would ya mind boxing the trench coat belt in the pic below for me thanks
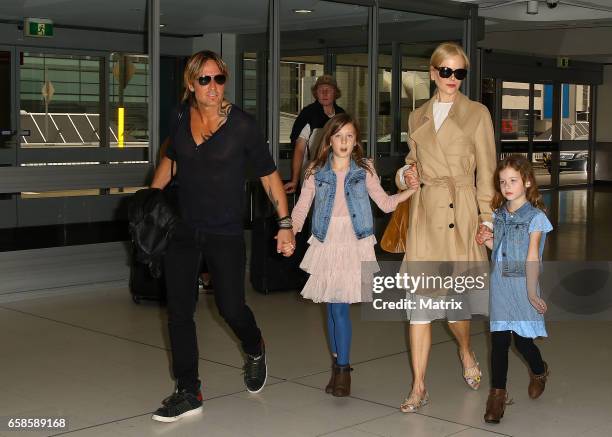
[416,174,475,257]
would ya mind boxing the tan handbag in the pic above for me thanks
[380,199,410,253]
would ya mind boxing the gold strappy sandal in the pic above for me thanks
[400,391,429,413]
[461,350,482,390]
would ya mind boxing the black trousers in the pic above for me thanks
[164,223,262,393]
[491,330,545,390]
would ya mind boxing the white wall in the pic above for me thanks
[480,27,612,59]
[596,66,612,142]
[595,66,612,181]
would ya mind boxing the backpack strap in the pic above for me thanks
[169,104,187,178]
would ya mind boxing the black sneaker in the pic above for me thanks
[243,342,267,394]
[151,389,203,423]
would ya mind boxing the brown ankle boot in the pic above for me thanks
[528,361,549,399]
[332,364,352,397]
[325,357,337,394]
[484,388,507,424]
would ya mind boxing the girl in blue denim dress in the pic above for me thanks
[289,113,417,397]
[476,155,553,424]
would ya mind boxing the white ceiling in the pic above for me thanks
[1,0,611,60]
[4,0,610,33]
[0,0,148,31]
[454,0,612,24]
[0,0,440,35]
[452,0,612,61]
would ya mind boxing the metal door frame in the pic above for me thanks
[0,45,18,166]
[497,79,560,190]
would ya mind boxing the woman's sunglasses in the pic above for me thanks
[197,74,227,86]
[434,66,468,80]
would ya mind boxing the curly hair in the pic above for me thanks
[491,154,546,211]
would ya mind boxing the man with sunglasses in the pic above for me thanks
[150,50,296,422]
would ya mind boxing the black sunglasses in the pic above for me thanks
[198,74,227,86]
[434,66,468,80]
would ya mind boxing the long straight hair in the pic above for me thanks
[491,155,546,211]
[304,113,372,179]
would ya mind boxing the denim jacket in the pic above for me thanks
[492,201,542,277]
[311,155,373,242]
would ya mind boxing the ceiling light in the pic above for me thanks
[159,23,166,28]
[293,9,313,14]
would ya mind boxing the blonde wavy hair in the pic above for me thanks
[430,42,470,69]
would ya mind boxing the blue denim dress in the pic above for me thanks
[490,206,553,338]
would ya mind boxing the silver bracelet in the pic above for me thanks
[277,216,293,229]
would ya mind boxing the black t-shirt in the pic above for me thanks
[166,104,276,235]
[289,101,345,147]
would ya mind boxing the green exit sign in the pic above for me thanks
[557,57,570,68]
[24,18,54,37]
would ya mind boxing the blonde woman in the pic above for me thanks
[395,42,496,412]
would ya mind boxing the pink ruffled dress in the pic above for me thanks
[291,165,403,303]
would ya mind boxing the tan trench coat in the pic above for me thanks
[396,92,496,263]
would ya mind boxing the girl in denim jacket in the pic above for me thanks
[290,113,418,397]
[476,155,552,424]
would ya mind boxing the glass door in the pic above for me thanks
[500,80,558,189]
[559,83,591,186]
[277,0,370,175]
[532,83,554,187]
[377,8,463,163]
[0,46,16,158]
[18,52,103,150]
[500,80,530,178]
[279,54,325,157]
[0,49,12,150]
[0,46,17,231]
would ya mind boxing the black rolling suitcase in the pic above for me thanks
[249,216,309,294]
[247,179,310,294]
[129,250,167,304]
[129,252,203,304]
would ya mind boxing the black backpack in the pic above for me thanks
[128,105,186,277]
[128,188,179,278]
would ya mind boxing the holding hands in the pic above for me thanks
[275,228,296,257]
[403,164,420,191]
[475,223,493,247]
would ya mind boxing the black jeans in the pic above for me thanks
[491,330,545,390]
[164,223,262,393]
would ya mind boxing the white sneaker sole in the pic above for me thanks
[151,405,203,423]
[246,359,268,394]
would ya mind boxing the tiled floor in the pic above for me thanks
[1,188,611,437]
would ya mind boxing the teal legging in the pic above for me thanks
[327,303,352,366]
